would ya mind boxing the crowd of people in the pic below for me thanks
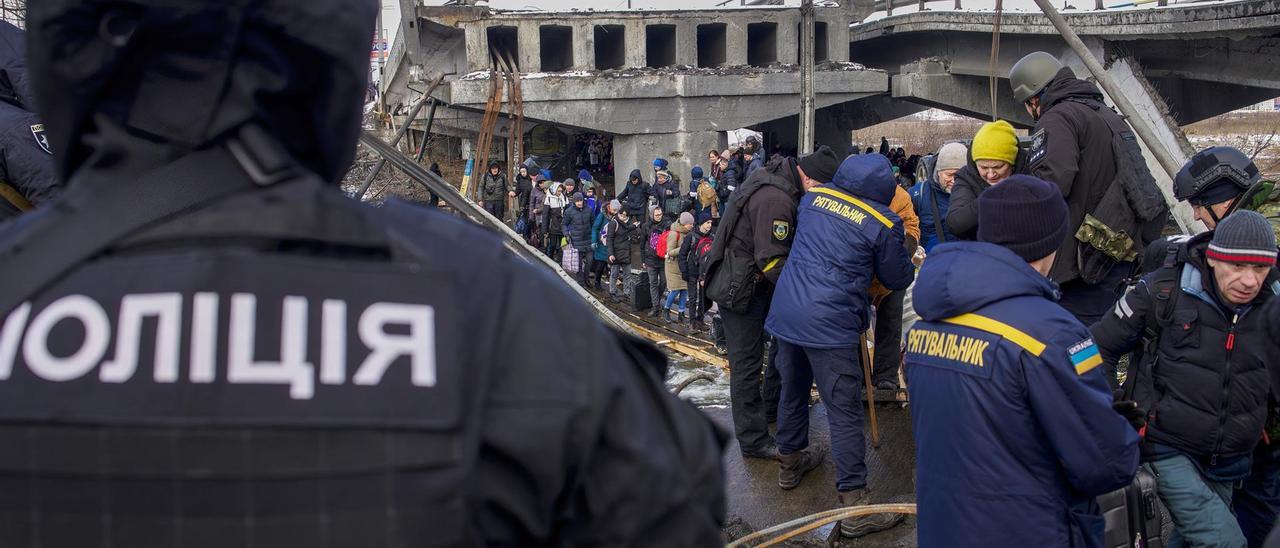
[692,50,1280,547]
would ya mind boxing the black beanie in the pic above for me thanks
[799,145,840,185]
[977,175,1070,262]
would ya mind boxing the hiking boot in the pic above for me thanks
[677,311,686,324]
[778,449,824,490]
[836,488,905,538]
[663,308,677,323]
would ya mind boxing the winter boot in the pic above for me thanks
[836,488,905,538]
[777,448,824,490]
[663,308,677,323]
[677,310,686,324]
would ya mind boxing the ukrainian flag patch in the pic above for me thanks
[1068,338,1103,376]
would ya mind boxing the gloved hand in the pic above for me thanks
[1112,389,1147,432]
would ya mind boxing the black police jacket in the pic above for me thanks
[4,1,726,544]
[1031,69,1124,284]
[1092,234,1280,461]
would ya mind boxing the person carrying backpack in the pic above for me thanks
[662,212,694,324]
[681,211,715,332]
[1092,211,1280,548]
[642,206,670,317]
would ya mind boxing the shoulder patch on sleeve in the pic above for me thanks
[1028,128,1047,166]
[1068,338,1103,376]
[30,124,51,155]
[772,219,790,241]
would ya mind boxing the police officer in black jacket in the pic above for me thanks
[0,20,58,218]
[0,2,725,546]
[703,155,801,459]
[1011,52,1167,326]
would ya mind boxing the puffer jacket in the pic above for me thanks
[480,170,508,202]
[562,202,594,251]
[945,151,1030,241]
[591,210,611,261]
[617,170,650,217]
[765,154,915,348]
[653,176,683,217]
[607,215,640,266]
[907,241,1139,548]
[642,213,670,269]
[911,178,955,253]
[1092,233,1280,461]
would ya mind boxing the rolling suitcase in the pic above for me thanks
[626,270,651,310]
[1099,466,1163,548]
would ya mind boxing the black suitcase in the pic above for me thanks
[626,271,652,311]
[1100,467,1164,548]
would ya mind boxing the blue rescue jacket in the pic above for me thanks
[909,179,954,253]
[766,155,915,348]
[905,242,1139,548]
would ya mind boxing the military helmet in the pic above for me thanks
[1009,52,1064,104]
[1174,146,1260,202]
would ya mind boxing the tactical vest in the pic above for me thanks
[0,129,475,546]
[1068,98,1170,284]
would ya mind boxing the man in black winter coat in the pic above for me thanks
[1091,211,1279,547]
[616,168,650,218]
[563,192,595,285]
[0,21,58,220]
[0,2,727,546]
[1012,51,1163,325]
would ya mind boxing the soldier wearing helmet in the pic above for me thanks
[1174,145,1280,239]
[1008,51,1169,327]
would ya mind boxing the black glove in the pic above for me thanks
[1112,389,1147,432]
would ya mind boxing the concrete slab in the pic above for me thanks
[706,403,918,547]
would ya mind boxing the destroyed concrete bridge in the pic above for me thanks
[382,0,1280,191]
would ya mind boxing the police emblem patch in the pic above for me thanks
[1028,128,1047,166]
[30,124,51,155]
[772,219,790,241]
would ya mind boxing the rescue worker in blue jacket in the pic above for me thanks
[906,175,1140,548]
[0,21,59,219]
[765,153,915,538]
[0,1,727,546]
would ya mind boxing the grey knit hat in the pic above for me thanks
[935,142,968,177]
[678,211,695,226]
[1207,210,1277,266]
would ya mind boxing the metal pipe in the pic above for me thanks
[799,0,815,155]
[354,92,431,200]
[1029,0,1182,179]
[358,131,637,336]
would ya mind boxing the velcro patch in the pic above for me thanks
[1069,338,1103,375]
[772,219,790,241]
[1028,128,1047,166]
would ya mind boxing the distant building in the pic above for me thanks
[1235,99,1280,113]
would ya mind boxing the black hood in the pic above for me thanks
[0,22,34,112]
[1040,67,1104,110]
[27,0,378,183]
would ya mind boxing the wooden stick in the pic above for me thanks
[860,331,881,448]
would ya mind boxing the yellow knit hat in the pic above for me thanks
[971,120,1019,165]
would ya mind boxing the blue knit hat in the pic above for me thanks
[539,168,553,181]
[691,166,704,180]
[977,175,1069,262]
[654,157,668,169]
[578,168,593,182]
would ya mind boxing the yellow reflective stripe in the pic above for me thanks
[1074,353,1104,376]
[762,257,782,273]
[808,187,893,229]
[942,313,1046,357]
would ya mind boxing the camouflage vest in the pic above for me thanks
[1239,180,1280,242]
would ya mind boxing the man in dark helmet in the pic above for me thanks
[1174,145,1279,239]
[0,1,725,546]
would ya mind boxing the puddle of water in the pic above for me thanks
[665,354,730,407]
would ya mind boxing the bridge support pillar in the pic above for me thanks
[892,59,1035,128]
[1078,56,1199,232]
[613,130,728,195]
